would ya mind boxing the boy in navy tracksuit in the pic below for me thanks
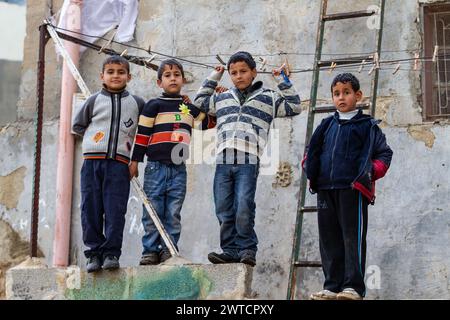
[305,73,393,300]
[72,56,144,272]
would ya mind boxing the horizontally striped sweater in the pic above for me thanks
[131,93,216,164]
[194,70,302,158]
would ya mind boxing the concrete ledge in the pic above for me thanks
[6,258,253,300]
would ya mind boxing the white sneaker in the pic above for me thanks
[337,288,363,300]
[310,289,338,300]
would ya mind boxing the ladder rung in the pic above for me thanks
[313,103,370,114]
[295,260,322,267]
[322,10,376,22]
[318,55,373,68]
[301,206,318,213]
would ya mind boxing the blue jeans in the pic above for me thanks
[213,163,259,259]
[141,160,187,255]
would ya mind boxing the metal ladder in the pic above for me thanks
[286,0,386,300]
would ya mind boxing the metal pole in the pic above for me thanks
[30,25,49,257]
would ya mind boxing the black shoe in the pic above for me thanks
[86,255,102,273]
[207,252,239,264]
[240,253,256,267]
[102,255,120,270]
[139,252,160,265]
[159,250,172,263]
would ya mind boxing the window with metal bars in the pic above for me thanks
[423,4,450,120]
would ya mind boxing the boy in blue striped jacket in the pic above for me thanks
[194,51,301,266]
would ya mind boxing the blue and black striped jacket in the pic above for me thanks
[194,70,302,158]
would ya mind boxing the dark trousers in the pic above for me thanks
[80,159,130,259]
[317,189,368,296]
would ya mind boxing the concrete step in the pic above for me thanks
[6,257,253,300]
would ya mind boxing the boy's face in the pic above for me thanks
[101,63,131,92]
[157,64,185,95]
[332,81,362,113]
[228,61,257,91]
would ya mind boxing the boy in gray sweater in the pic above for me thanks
[72,56,144,272]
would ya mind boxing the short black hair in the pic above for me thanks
[227,51,256,70]
[157,59,185,80]
[331,73,360,93]
[102,55,130,73]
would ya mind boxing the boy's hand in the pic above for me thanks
[129,161,139,180]
[272,63,289,77]
[181,95,192,104]
[215,65,225,74]
[215,86,228,93]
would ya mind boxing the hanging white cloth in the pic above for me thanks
[57,0,139,51]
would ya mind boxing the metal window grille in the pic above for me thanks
[424,6,450,119]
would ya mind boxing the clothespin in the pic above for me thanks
[147,54,158,64]
[392,63,401,75]
[98,25,119,54]
[374,52,380,69]
[358,60,366,73]
[120,49,128,57]
[258,57,267,71]
[368,65,375,75]
[216,55,226,66]
[147,45,152,54]
[284,57,291,77]
[432,45,439,63]
[413,52,420,70]
[328,62,337,74]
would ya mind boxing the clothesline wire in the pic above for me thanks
[49,24,443,75]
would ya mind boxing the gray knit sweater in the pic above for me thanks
[72,88,144,164]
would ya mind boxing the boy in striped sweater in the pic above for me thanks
[129,59,215,265]
[194,51,302,266]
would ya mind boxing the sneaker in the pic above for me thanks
[86,255,102,273]
[207,252,240,264]
[102,255,120,270]
[139,253,160,265]
[159,250,172,263]
[337,288,363,300]
[310,289,338,300]
[240,253,256,267]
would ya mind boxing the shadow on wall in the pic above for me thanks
[0,219,43,299]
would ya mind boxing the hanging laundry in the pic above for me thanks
[57,0,139,51]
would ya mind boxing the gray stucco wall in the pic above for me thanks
[0,60,20,125]
[1,0,449,299]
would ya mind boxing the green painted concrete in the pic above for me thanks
[65,266,212,300]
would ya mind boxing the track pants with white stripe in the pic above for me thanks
[317,189,369,297]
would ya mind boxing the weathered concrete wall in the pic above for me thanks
[1,0,449,300]
[0,60,20,126]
